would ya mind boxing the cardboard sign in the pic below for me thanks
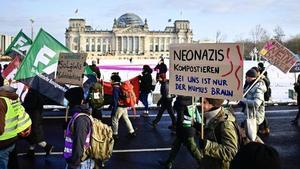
[169,43,244,101]
[289,62,300,73]
[56,53,87,86]
[260,39,298,73]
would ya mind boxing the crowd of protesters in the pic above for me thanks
[0,60,283,169]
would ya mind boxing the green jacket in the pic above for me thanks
[202,108,238,169]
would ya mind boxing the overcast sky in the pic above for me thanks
[1,0,299,43]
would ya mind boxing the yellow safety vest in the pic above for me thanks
[0,97,32,141]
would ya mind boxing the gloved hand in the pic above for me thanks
[199,138,207,149]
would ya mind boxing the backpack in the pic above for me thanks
[118,81,137,113]
[65,113,114,162]
[215,108,263,149]
[262,76,271,101]
[89,82,105,108]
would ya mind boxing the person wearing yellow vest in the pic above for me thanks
[0,86,32,169]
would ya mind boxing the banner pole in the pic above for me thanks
[201,98,204,139]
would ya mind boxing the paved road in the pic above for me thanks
[15,105,300,169]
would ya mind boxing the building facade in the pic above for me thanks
[0,34,14,55]
[65,13,193,62]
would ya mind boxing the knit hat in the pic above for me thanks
[143,65,153,73]
[64,87,84,107]
[258,62,265,72]
[110,72,121,83]
[246,69,258,78]
[230,142,281,169]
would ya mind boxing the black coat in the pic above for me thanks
[23,89,45,143]
[139,71,153,93]
[294,81,300,104]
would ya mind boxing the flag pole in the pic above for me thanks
[30,19,34,40]
[201,97,204,139]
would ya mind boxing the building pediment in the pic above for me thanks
[115,27,145,34]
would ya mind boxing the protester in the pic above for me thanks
[230,142,281,169]
[152,74,176,130]
[23,88,54,158]
[88,81,104,120]
[159,96,202,169]
[139,65,153,117]
[292,74,300,125]
[64,87,95,169]
[251,66,271,135]
[90,61,101,79]
[110,72,136,140]
[241,68,267,129]
[0,86,32,169]
[154,58,168,82]
[198,98,238,169]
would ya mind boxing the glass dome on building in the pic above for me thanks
[116,13,144,27]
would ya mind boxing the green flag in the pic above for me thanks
[15,28,69,80]
[14,28,70,105]
[4,30,32,58]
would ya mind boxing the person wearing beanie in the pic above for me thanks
[199,98,238,169]
[64,87,95,169]
[139,65,153,117]
[64,87,84,112]
[110,73,136,140]
[250,66,271,135]
[246,68,258,78]
[230,142,281,169]
[240,68,267,130]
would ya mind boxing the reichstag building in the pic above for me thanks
[65,13,193,62]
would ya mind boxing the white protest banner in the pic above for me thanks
[169,43,244,101]
[56,53,87,86]
[259,39,298,73]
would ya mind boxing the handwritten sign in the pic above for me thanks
[169,43,244,101]
[289,62,300,73]
[260,39,298,73]
[56,53,87,86]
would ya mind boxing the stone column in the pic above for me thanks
[133,36,136,54]
[115,36,118,54]
[121,36,124,54]
[100,38,103,53]
[105,38,108,53]
[127,36,129,54]
[138,36,141,54]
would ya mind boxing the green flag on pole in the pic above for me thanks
[14,28,70,105]
[15,28,69,80]
[4,30,32,58]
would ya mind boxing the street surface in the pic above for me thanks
[16,105,300,169]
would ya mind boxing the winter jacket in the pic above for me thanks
[23,89,45,143]
[0,90,28,149]
[154,63,168,74]
[139,71,153,93]
[294,80,300,104]
[243,79,267,125]
[202,108,239,169]
[173,96,196,138]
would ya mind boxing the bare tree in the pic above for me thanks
[250,24,269,45]
[285,34,300,55]
[215,30,226,43]
[273,26,285,42]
